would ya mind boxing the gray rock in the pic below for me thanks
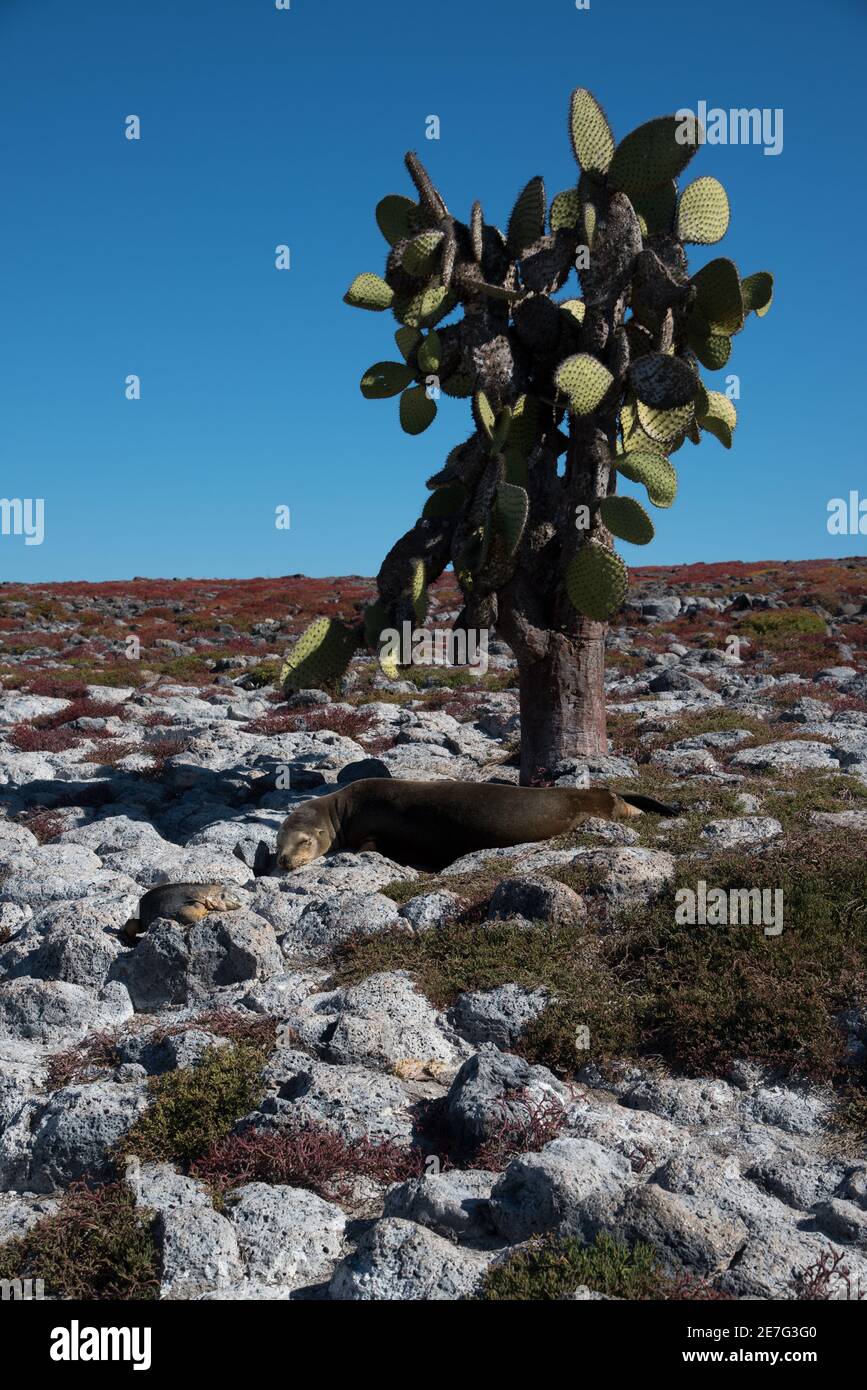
[116,912,282,1011]
[489,1137,631,1243]
[226,1182,346,1287]
[812,1199,867,1250]
[731,740,839,773]
[612,1183,748,1274]
[383,1168,497,1240]
[25,1081,150,1192]
[486,875,586,927]
[329,1218,492,1300]
[398,891,465,932]
[157,1205,245,1299]
[259,1050,416,1146]
[285,892,401,956]
[448,984,550,1050]
[699,817,783,849]
[443,1047,570,1155]
[0,978,132,1045]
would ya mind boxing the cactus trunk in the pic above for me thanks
[514,623,607,784]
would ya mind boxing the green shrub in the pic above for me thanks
[480,1233,663,1300]
[118,1044,266,1169]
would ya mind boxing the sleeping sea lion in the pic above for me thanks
[275,778,678,873]
[121,882,242,945]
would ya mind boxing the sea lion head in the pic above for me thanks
[275,802,334,871]
[200,886,242,913]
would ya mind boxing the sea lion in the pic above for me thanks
[275,778,678,873]
[121,882,242,945]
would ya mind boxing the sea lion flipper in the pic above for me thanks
[121,917,142,945]
[619,793,680,817]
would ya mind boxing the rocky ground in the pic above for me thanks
[0,557,866,1301]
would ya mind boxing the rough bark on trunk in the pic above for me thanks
[516,623,607,784]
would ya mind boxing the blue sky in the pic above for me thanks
[0,0,864,582]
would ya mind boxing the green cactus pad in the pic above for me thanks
[441,370,474,398]
[392,284,456,328]
[344,273,394,312]
[490,406,513,453]
[629,352,698,409]
[615,450,678,508]
[423,483,466,519]
[375,195,417,246]
[691,258,744,335]
[559,298,586,324]
[475,391,497,440]
[402,230,445,278]
[555,353,613,415]
[417,330,441,374]
[281,618,358,690]
[637,398,695,445]
[577,172,605,249]
[494,482,529,555]
[360,361,415,399]
[568,89,615,177]
[608,113,702,196]
[565,540,629,621]
[503,447,529,487]
[741,271,774,317]
[506,395,540,457]
[363,601,391,649]
[599,494,655,545]
[697,390,737,448]
[394,327,422,362]
[410,558,428,622]
[687,327,732,371]
[676,176,730,244]
[550,188,581,232]
[399,385,437,434]
[631,181,677,237]
[507,176,546,257]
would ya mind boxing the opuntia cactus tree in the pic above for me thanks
[282,88,773,782]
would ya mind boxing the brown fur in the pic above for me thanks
[121,881,241,945]
[275,778,678,873]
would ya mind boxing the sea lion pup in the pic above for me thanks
[275,778,679,874]
[121,882,242,945]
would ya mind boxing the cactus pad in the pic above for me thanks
[402,230,445,278]
[568,89,615,177]
[608,114,702,196]
[417,330,441,374]
[550,188,581,231]
[676,176,730,244]
[423,483,466,519]
[691,258,744,336]
[400,385,437,434]
[599,494,655,545]
[281,618,358,691]
[360,361,415,399]
[559,298,586,324]
[615,450,678,508]
[565,540,629,621]
[631,181,677,237]
[376,195,417,246]
[556,353,613,415]
[394,327,422,362]
[494,482,529,555]
[344,273,393,312]
[507,176,546,257]
[637,398,695,445]
[741,271,774,317]
[392,284,456,328]
[688,327,732,371]
[629,352,698,409]
[697,390,737,448]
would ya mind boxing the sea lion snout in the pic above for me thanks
[204,888,242,912]
[275,805,335,871]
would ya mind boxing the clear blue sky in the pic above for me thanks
[1,0,864,582]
